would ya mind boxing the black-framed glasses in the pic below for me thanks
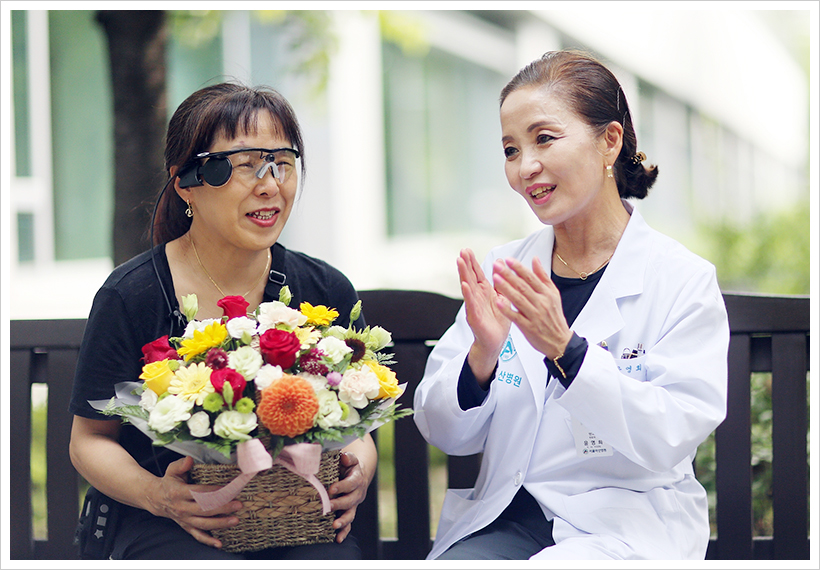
[178,147,301,188]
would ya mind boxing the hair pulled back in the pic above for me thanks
[152,82,306,244]
[500,50,658,200]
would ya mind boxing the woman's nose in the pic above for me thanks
[254,164,281,195]
[519,152,543,179]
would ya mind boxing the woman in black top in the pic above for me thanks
[69,83,376,559]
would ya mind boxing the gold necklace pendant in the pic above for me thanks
[190,234,271,299]
[555,251,612,280]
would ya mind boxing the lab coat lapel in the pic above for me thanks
[571,203,649,345]
[504,205,650,403]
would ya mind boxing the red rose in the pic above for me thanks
[210,367,247,405]
[259,329,301,369]
[141,335,179,364]
[217,295,250,320]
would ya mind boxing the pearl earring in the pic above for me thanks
[606,165,614,179]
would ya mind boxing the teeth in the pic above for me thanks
[249,211,275,220]
[531,186,555,199]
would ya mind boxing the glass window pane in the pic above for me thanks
[383,42,514,238]
[17,212,35,263]
[12,10,31,177]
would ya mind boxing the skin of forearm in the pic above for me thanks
[69,420,163,513]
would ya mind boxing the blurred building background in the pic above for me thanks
[5,6,812,320]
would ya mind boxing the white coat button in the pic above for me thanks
[514,471,523,486]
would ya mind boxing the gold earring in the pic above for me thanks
[606,165,614,179]
[185,201,193,218]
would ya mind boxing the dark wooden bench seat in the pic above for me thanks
[9,290,810,560]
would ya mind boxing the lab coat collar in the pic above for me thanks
[571,200,649,346]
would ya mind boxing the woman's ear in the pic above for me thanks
[600,121,624,161]
[170,165,193,205]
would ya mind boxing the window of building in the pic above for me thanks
[382,41,525,239]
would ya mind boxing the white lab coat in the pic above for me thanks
[414,202,729,560]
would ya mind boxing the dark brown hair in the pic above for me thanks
[152,82,306,244]
[500,49,658,200]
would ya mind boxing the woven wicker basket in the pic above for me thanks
[190,449,341,553]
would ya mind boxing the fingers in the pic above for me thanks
[457,248,486,291]
[328,452,368,535]
[186,526,224,549]
[165,455,194,480]
[333,506,357,542]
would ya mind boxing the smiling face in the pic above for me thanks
[500,85,618,227]
[176,110,297,255]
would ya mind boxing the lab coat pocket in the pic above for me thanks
[438,487,481,529]
[561,487,681,559]
[615,354,647,381]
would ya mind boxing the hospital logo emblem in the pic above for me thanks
[499,336,516,362]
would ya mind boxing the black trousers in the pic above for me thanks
[111,506,362,560]
[436,487,555,560]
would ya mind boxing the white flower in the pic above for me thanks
[228,345,263,380]
[338,368,380,409]
[324,325,347,340]
[367,326,392,351]
[257,301,307,332]
[317,336,352,365]
[139,387,158,412]
[254,364,283,390]
[341,402,360,426]
[183,318,219,339]
[315,389,344,429]
[213,410,257,441]
[148,395,193,433]
[226,316,257,339]
[187,411,212,438]
[298,372,328,393]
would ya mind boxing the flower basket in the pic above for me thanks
[190,449,341,553]
[91,287,413,553]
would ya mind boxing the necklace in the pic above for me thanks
[554,250,613,280]
[189,235,271,299]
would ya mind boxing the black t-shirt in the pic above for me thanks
[68,242,365,477]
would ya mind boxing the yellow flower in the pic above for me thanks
[178,322,228,361]
[168,362,215,406]
[366,361,401,399]
[300,302,339,327]
[295,326,322,347]
[139,359,176,396]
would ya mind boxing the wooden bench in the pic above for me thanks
[9,290,810,560]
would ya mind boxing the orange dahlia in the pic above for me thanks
[257,374,319,438]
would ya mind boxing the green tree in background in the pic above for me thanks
[697,199,810,296]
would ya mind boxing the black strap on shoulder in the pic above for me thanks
[269,242,287,285]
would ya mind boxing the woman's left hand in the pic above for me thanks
[328,451,369,542]
[491,256,573,360]
[327,434,377,542]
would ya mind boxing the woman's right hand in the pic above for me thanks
[457,248,512,386]
[147,456,243,549]
[71,416,243,549]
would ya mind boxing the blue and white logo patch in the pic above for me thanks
[499,335,516,362]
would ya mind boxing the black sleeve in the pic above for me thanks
[69,285,146,419]
[457,358,495,411]
[543,332,588,389]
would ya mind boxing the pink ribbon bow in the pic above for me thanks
[190,440,332,515]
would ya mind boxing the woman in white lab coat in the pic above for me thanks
[413,50,729,560]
